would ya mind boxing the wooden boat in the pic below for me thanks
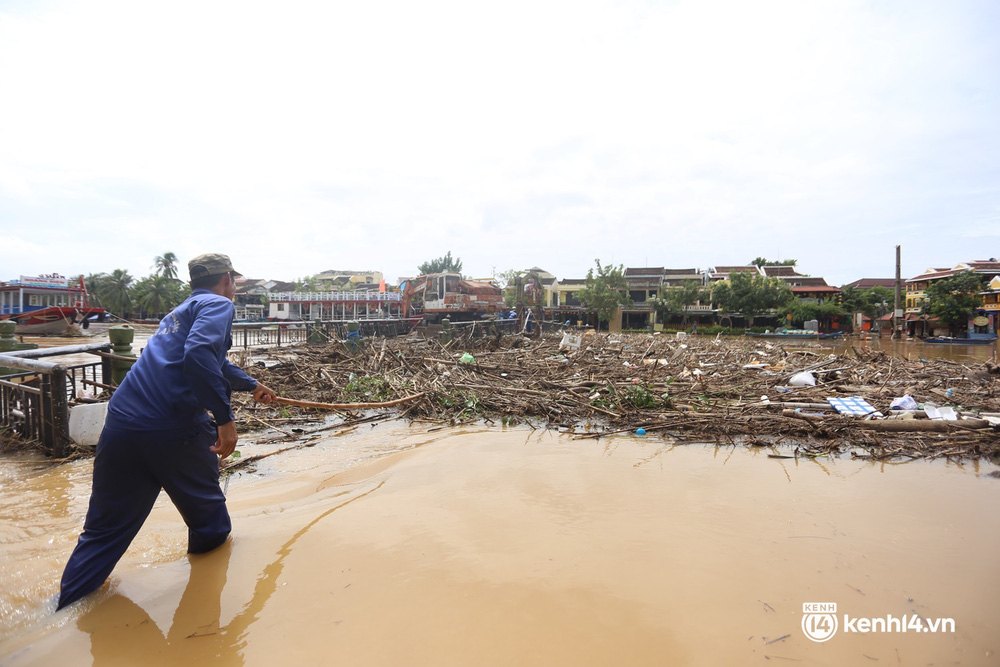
[745,330,844,340]
[0,274,106,335]
[2,306,106,335]
[922,336,998,345]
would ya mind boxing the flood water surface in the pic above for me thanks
[1,424,999,666]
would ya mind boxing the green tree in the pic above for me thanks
[418,251,463,276]
[577,260,631,326]
[712,271,792,327]
[495,268,526,307]
[153,252,179,279]
[839,285,893,323]
[651,281,705,327]
[923,271,987,336]
[750,257,797,268]
[83,272,109,307]
[778,300,845,330]
[134,274,187,318]
[295,276,321,291]
[100,269,134,318]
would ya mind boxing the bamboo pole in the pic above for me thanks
[272,392,425,411]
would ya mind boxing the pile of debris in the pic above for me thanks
[237,331,1000,461]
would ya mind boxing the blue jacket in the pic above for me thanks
[106,289,257,431]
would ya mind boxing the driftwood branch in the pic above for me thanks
[273,393,426,411]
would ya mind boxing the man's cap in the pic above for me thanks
[188,253,241,280]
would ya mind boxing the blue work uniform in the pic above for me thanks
[58,290,257,610]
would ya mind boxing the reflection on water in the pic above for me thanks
[78,542,239,665]
[1,423,999,666]
[748,334,998,364]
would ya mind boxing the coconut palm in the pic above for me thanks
[83,273,109,306]
[100,269,134,318]
[134,275,170,318]
[153,252,179,279]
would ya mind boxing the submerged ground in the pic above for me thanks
[2,421,999,666]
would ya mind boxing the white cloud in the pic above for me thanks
[1,0,997,286]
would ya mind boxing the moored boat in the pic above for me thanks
[0,274,106,335]
[922,336,998,345]
[745,329,844,339]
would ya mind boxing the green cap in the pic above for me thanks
[188,253,241,280]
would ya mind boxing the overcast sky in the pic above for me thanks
[1,0,998,287]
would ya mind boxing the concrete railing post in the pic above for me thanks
[108,325,137,386]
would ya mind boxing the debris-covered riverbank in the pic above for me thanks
[237,331,1000,462]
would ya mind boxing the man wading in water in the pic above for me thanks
[57,253,277,609]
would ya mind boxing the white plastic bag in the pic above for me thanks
[890,394,918,411]
[788,371,816,387]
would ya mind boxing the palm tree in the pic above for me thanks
[134,275,172,318]
[100,269,134,318]
[83,272,109,306]
[153,252,179,279]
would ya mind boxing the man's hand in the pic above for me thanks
[211,421,238,459]
[253,382,278,405]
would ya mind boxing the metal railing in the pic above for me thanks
[230,318,423,349]
[268,291,401,302]
[0,343,113,457]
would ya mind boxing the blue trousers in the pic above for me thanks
[57,420,231,610]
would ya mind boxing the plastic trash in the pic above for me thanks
[924,403,958,421]
[889,395,918,411]
[559,332,583,350]
[828,396,878,416]
[635,428,646,435]
[788,371,816,387]
[459,353,474,364]
[945,388,954,399]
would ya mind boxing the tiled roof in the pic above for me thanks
[709,266,761,278]
[908,260,1000,283]
[762,266,804,277]
[788,277,830,287]
[625,267,665,277]
[791,285,842,293]
[843,278,896,289]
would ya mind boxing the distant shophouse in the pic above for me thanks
[905,259,1000,337]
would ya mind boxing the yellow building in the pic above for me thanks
[981,276,1000,313]
[906,260,1000,313]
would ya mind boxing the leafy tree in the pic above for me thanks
[418,251,463,276]
[83,273,109,307]
[750,257,797,268]
[134,274,187,318]
[651,281,705,326]
[295,276,321,291]
[100,269,134,318]
[153,252,179,279]
[495,268,526,307]
[923,271,987,336]
[712,271,792,327]
[577,259,631,326]
[778,300,845,329]
[839,285,893,321]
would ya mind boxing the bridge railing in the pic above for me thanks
[0,343,113,457]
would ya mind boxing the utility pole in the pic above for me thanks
[892,245,902,340]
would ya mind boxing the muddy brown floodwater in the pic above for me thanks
[1,422,999,666]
